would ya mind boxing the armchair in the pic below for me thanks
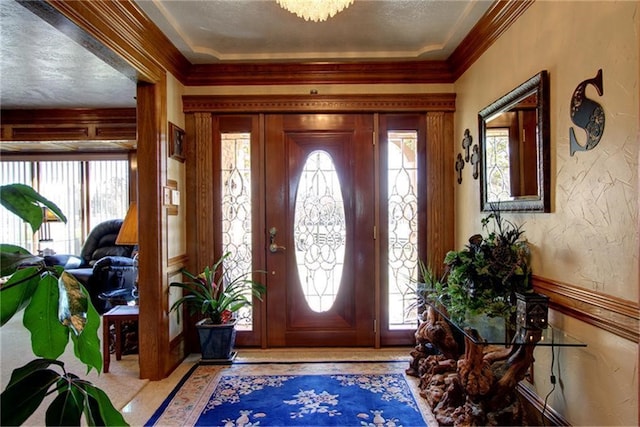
[57,219,137,314]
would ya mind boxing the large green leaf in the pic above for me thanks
[1,367,60,426]
[80,383,129,427]
[24,273,69,359]
[70,298,102,375]
[0,265,42,325]
[0,183,67,234]
[46,382,84,426]
[58,272,88,336]
[0,243,42,277]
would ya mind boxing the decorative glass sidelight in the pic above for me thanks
[486,128,512,202]
[387,131,419,329]
[221,132,254,330]
[294,150,346,312]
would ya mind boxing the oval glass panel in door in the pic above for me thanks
[294,150,346,313]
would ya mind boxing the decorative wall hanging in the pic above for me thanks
[470,144,480,180]
[168,122,185,162]
[569,69,605,156]
[455,153,465,184]
[461,128,473,162]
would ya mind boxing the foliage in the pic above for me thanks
[170,252,266,325]
[433,204,532,320]
[0,183,127,426]
[405,260,445,319]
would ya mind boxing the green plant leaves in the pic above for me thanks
[1,359,128,427]
[1,360,61,426]
[69,302,102,375]
[79,382,129,426]
[58,272,88,336]
[46,383,84,426]
[0,243,43,277]
[0,265,42,325]
[0,183,67,234]
[23,273,69,359]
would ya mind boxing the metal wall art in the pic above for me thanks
[570,69,605,156]
[455,129,479,184]
[470,144,480,179]
[455,153,465,184]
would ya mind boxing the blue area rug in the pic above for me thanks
[146,361,431,426]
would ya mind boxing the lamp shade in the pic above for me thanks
[116,202,138,245]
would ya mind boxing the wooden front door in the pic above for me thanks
[264,114,375,346]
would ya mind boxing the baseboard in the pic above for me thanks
[517,382,571,426]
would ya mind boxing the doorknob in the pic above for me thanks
[269,227,286,253]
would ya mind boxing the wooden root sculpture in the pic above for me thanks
[457,328,494,397]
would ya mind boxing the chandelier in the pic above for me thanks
[276,0,354,22]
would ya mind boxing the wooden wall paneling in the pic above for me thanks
[425,112,456,276]
[136,80,169,380]
[0,108,137,152]
[186,60,454,86]
[191,112,216,271]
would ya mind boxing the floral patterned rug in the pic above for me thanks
[145,361,432,426]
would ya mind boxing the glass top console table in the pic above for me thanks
[426,301,587,348]
[408,301,586,425]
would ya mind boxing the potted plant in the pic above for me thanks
[432,204,533,322]
[170,253,266,362]
[0,183,127,426]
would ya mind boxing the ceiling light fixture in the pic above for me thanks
[276,0,354,22]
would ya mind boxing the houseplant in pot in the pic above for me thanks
[170,252,266,362]
[432,204,533,323]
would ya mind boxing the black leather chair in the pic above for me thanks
[50,219,137,314]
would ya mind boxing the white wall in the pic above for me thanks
[453,1,638,425]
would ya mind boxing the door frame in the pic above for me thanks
[184,94,456,348]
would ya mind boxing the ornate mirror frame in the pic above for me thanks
[479,70,550,212]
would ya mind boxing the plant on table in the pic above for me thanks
[0,183,128,426]
[432,204,532,320]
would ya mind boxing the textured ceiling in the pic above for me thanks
[134,0,493,63]
[0,0,493,109]
[0,0,137,109]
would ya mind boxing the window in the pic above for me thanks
[221,132,254,330]
[486,128,512,202]
[1,158,129,255]
[387,130,419,330]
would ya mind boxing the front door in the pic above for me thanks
[264,114,375,346]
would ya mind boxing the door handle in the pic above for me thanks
[269,227,286,253]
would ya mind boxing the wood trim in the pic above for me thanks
[0,108,136,142]
[183,94,456,114]
[47,0,189,82]
[448,0,535,80]
[533,275,640,343]
[167,254,188,274]
[517,383,571,426]
[186,60,454,86]
[425,112,456,277]
[46,0,528,87]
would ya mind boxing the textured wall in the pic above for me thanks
[453,1,638,425]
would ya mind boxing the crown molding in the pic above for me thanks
[183,93,456,113]
[45,0,529,87]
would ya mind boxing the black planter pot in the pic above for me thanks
[195,318,237,363]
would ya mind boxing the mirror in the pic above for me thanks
[479,70,550,212]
